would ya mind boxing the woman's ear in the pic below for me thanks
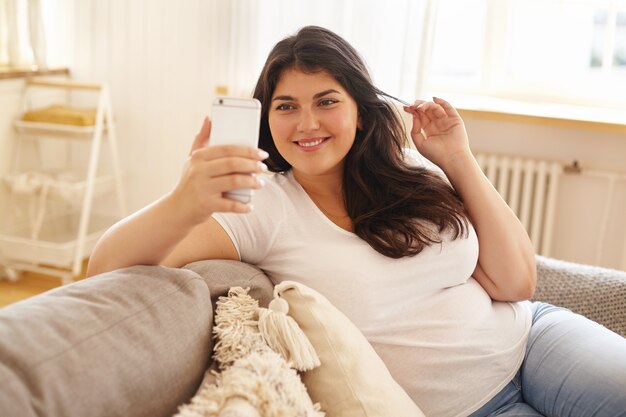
[357,114,363,130]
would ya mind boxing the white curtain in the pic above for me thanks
[252,0,439,101]
[212,0,260,97]
[0,0,47,68]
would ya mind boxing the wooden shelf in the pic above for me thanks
[0,67,70,80]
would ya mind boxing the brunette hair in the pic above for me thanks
[253,26,468,258]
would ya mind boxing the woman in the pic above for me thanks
[88,26,626,417]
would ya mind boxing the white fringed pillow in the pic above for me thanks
[274,281,425,417]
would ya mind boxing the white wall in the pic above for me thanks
[464,115,626,270]
[1,0,625,270]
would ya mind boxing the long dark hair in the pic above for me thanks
[253,26,468,258]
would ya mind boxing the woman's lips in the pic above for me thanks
[294,137,330,152]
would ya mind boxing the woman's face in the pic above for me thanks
[268,68,359,178]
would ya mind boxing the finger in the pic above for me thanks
[411,127,427,150]
[213,197,253,214]
[418,101,447,119]
[403,105,425,134]
[406,110,428,147]
[213,198,253,214]
[207,174,265,195]
[202,157,268,177]
[189,117,212,155]
[192,144,269,162]
[433,96,461,118]
[403,105,417,116]
[403,99,427,113]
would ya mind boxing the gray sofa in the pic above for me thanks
[0,256,624,417]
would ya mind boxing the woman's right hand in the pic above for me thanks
[168,117,269,226]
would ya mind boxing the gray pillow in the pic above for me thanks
[0,265,213,417]
[183,259,275,310]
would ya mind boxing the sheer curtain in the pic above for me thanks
[250,0,438,101]
[211,0,259,97]
[0,0,47,68]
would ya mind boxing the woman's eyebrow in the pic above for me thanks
[272,95,295,102]
[272,89,341,102]
[313,89,341,99]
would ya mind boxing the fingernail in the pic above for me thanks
[257,177,266,187]
[246,204,254,212]
[257,161,268,171]
[257,149,269,159]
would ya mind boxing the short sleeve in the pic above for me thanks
[212,175,285,264]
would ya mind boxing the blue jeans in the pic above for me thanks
[469,302,626,417]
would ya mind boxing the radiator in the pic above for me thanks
[475,153,562,257]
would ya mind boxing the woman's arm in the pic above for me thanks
[404,98,536,301]
[442,151,536,301]
[86,118,267,277]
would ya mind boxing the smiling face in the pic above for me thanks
[268,68,360,179]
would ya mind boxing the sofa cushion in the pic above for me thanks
[0,265,213,417]
[275,281,425,417]
[183,259,275,310]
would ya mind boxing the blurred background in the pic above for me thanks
[1,0,625,290]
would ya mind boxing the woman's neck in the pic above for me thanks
[292,167,353,232]
[292,168,344,200]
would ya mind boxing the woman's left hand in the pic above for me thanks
[403,97,471,172]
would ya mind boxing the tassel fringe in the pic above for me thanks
[174,287,324,417]
[212,287,266,369]
[258,296,320,371]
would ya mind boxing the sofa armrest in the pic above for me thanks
[533,255,626,337]
[0,265,214,417]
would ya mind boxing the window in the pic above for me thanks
[428,0,626,108]
[0,0,72,70]
[591,7,626,71]
[0,0,45,68]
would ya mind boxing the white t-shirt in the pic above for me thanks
[213,149,531,417]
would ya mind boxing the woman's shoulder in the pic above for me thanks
[403,147,437,170]
[260,171,294,192]
[253,171,299,204]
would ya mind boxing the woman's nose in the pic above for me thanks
[297,108,320,132]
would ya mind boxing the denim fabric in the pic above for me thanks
[469,302,626,417]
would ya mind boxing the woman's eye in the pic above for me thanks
[320,99,338,106]
[276,103,295,111]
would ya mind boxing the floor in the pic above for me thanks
[0,261,87,308]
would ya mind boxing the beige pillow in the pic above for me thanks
[275,281,425,417]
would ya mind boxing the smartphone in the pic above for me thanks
[211,97,262,204]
